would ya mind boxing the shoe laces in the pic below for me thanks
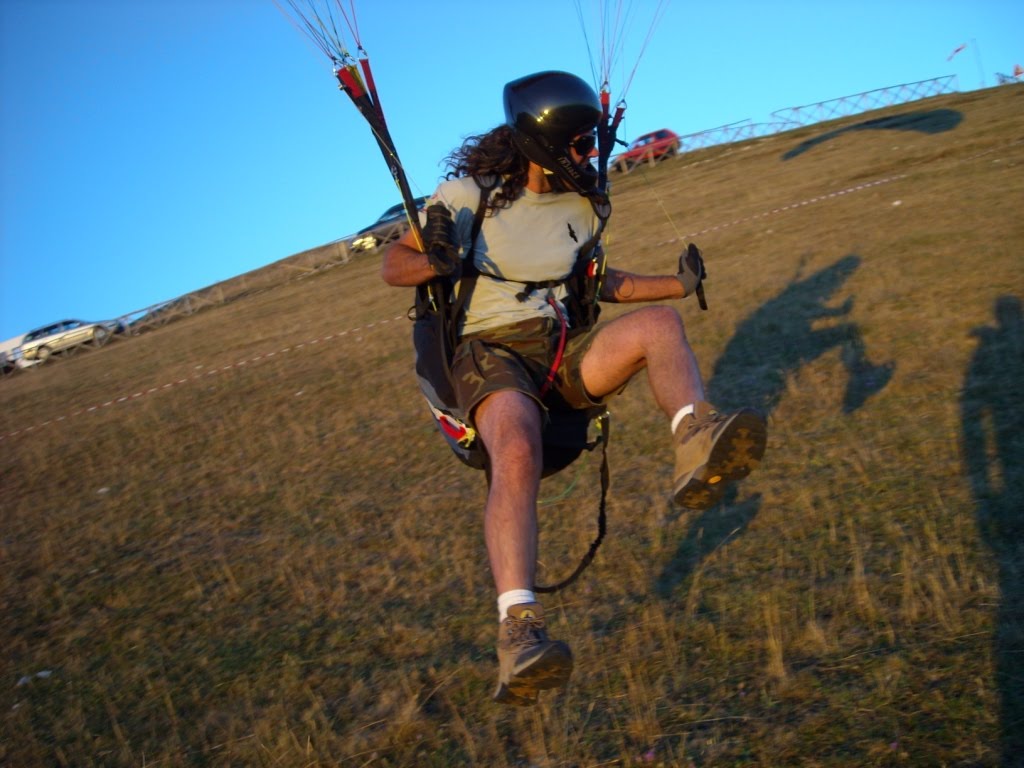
[506,613,548,648]
[683,408,728,436]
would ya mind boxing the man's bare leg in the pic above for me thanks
[474,389,543,594]
[475,389,573,705]
[580,305,704,411]
[580,305,766,509]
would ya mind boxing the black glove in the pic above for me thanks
[423,203,459,277]
[676,242,708,310]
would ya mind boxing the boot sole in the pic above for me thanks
[493,642,573,706]
[673,409,767,510]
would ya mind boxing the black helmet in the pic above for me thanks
[503,70,602,195]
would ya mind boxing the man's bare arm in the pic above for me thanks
[381,229,435,286]
[600,267,686,303]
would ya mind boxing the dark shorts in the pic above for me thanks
[451,317,624,424]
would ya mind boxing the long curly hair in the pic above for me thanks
[443,125,527,213]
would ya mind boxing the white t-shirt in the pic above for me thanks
[429,175,598,336]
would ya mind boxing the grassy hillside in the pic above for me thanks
[2,84,1022,767]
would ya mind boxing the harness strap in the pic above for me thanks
[537,297,568,399]
[513,279,562,302]
[447,176,497,350]
[535,411,610,594]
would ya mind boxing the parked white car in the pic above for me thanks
[19,319,117,362]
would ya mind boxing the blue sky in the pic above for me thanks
[1,0,1020,343]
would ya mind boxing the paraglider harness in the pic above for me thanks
[411,177,612,593]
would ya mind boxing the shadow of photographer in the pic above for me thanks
[960,295,1024,766]
[783,108,963,160]
[656,254,894,598]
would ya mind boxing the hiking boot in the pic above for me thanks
[673,402,767,510]
[493,602,573,706]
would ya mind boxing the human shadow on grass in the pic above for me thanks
[783,108,963,160]
[960,295,1024,766]
[655,254,894,597]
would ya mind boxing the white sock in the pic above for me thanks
[497,589,536,621]
[671,403,695,434]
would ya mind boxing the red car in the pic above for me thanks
[613,129,680,172]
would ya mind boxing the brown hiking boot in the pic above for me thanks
[673,402,767,510]
[492,602,573,706]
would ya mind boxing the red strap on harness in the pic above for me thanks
[539,298,568,399]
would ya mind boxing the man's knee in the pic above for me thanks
[608,305,687,350]
[638,304,686,336]
[476,391,543,469]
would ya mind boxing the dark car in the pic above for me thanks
[349,196,430,252]
[613,129,680,172]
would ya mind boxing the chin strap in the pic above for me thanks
[543,169,575,194]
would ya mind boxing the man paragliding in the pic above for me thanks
[382,71,768,705]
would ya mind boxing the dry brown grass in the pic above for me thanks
[2,84,1023,766]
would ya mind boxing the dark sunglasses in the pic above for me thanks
[569,132,597,156]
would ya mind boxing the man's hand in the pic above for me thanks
[423,203,459,277]
[676,243,708,309]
